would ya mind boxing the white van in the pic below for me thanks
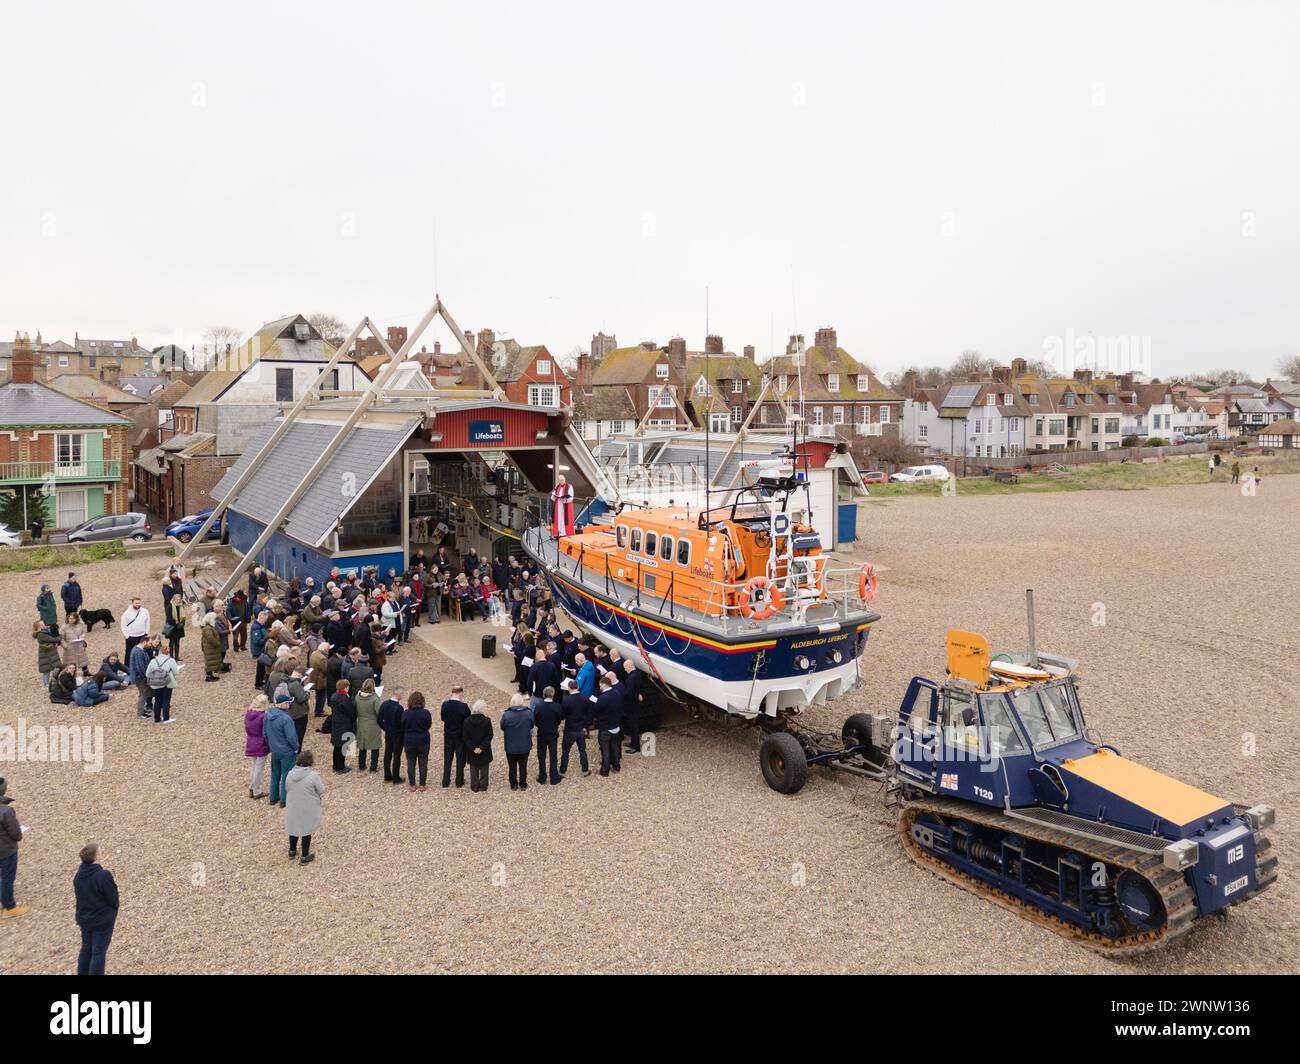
[889,464,951,483]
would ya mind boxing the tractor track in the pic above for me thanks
[899,797,1277,958]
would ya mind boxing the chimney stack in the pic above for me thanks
[668,337,687,365]
[477,329,496,359]
[814,327,838,353]
[388,326,408,351]
[992,365,1011,384]
[786,334,805,356]
[901,369,920,397]
[11,333,35,385]
[1120,372,1135,391]
[743,344,755,360]
[639,340,657,351]
[1010,357,1028,376]
[577,352,593,395]
[704,334,724,355]
[1073,368,1093,385]
[101,361,122,386]
[463,330,475,353]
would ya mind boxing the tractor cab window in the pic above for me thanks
[942,689,979,753]
[1008,682,1081,750]
[902,681,938,734]
[979,694,1027,757]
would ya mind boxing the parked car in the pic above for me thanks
[859,470,888,484]
[66,512,153,543]
[166,508,222,543]
[0,523,22,548]
[889,464,951,483]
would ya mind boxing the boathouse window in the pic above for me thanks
[677,538,691,566]
[616,525,628,549]
[644,531,657,557]
[660,535,673,561]
[630,529,642,553]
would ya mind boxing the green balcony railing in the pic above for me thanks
[0,459,122,485]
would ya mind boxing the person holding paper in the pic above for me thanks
[61,612,90,677]
[594,673,624,777]
[401,691,433,791]
[328,679,357,775]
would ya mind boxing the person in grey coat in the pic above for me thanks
[33,621,62,688]
[500,693,536,792]
[284,750,325,865]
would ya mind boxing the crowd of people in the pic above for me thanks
[14,541,655,966]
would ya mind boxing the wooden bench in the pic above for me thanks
[993,471,1019,484]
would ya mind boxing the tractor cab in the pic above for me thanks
[892,629,1094,810]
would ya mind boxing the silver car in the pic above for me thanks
[66,512,153,543]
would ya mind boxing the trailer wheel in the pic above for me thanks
[760,732,808,794]
[842,713,887,768]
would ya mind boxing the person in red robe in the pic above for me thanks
[551,476,575,538]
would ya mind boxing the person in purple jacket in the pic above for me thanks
[244,695,271,800]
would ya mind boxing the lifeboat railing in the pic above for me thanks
[529,519,873,634]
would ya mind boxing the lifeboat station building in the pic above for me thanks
[194,301,615,594]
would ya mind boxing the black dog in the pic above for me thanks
[79,608,116,631]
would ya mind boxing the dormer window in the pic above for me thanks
[1064,393,1075,407]
[695,377,708,396]
[1028,393,1039,405]
[1084,393,1094,404]
[535,359,551,376]
[294,323,309,341]
[778,374,788,391]
[828,373,839,392]
[857,374,868,391]
[655,363,669,379]
[731,378,743,394]
[986,393,996,406]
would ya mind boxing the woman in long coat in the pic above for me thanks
[201,612,223,681]
[33,621,62,686]
[284,750,324,864]
[61,612,91,676]
[353,678,382,773]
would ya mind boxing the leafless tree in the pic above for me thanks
[203,324,241,367]
[1276,354,1300,381]
[307,313,349,347]
[950,349,994,380]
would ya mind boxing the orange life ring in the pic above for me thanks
[738,576,785,621]
[858,563,878,603]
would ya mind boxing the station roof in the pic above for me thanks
[214,416,420,547]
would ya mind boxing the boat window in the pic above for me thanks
[677,538,691,566]
[616,525,628,549]
[1008,683,1081,749]
[979,694,1027,756]
[660,534,673,561]
[644,531,657,557]
[630,528,642,553]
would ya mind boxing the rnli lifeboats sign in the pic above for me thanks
[468,420,506,444]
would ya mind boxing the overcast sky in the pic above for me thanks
[2,1,1296,380]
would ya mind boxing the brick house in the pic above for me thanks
[132,431,228,522]
[473,330,571,407]
[757,329,904,447]
[588,340,688,429]
[0,336,132,529]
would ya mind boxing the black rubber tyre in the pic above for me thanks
[131,534,148,542]
[842,713,887,768]
[178,532,193,543]
[760,732,808,794]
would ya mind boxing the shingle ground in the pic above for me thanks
[2,474,1295,973]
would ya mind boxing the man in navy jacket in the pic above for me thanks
[439,686,471,788]
[378,691,406,784]
[73,843,119,976]
[532,686,564,785]
[527,645,560,708]
[560,681,592,776]
[620,659,645,755]
[60,572,84,616]
[594,673,624,776]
